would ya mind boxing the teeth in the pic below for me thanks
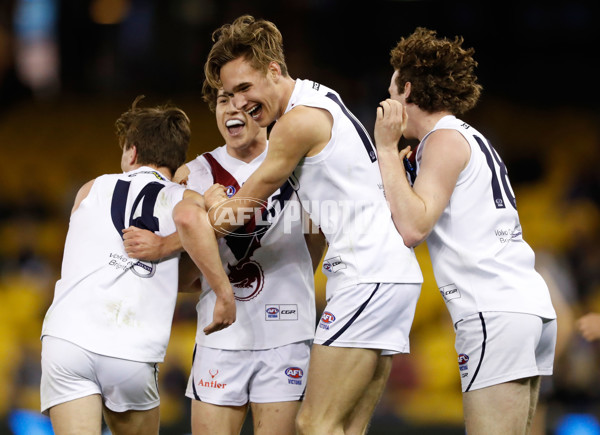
[247,105,258,115]
[226,119,244,127]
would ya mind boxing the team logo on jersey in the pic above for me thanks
[322,256,346,273]
[265,305,298,321]
[225,185,236,197]
[285,367,304,385]
[229,259,265,301]
[439,284,460,302]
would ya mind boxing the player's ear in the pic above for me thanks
[404,82,411,99]
[129,145,138,165]
[268,61,281,81]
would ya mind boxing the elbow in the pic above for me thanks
[402,233,426,248]
[392,222,428,248]
[173,200,200,232]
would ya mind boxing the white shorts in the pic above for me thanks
[185,340,311,406]
[40,336,160,414]
[313,283,421,355]
[455,312,556,392]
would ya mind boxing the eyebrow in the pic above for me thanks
[231,82,251,93]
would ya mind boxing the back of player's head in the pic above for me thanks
[390,27,482,115]
[115,96,190,174]
[204,15,288,91]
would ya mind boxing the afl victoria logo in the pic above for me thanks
[285,367,303,379]
[458,354,469,365]
[320,312,336,324]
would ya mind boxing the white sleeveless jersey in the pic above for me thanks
[41,167,184,362]
[285,79,423,299]
[186,144,316,350]
[416,116,556,323]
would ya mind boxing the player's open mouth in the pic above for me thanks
[246,104,262,120]
[225,118,245,136]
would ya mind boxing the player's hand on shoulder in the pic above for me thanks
[173,164,190,185]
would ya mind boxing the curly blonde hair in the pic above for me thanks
[203,15,288,94]
[390,27,482,115]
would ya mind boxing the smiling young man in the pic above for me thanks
[374,28,557,434]
[122,85,326,435]
[198,15,423,435]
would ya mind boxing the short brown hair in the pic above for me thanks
[115,96,190,174]
[204,15,288,91]
[390,27,482,115]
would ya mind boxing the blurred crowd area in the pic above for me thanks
[1,0,600,434]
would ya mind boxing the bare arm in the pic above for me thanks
[374,99,469,247]
[123,228,182,261]
[174,189,235,334]
[208,106,332,234]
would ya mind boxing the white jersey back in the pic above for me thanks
[286,79,422,298]
[416,116,556,323]
[41,167,184,362]
[186,145,315,350]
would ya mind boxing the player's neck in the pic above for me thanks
[414,110,453,141]
[277,76,297,119]
[227,140,267,163]
[130,163,173,181]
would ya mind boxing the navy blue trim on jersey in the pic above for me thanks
[110,179,130,239]
[325,92,377,163]
[191,344,201,401]
[465,312,487,392]
[323,283,381,346]
[474,136,506,209]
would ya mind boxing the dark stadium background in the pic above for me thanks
[1,1,599,434]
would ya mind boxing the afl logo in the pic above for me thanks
[226,185,236,197]
[285,367,303,379]
[208,197,269,237]
[458,354,469,365]
[266,307,279,315]
[320,312,336,324]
